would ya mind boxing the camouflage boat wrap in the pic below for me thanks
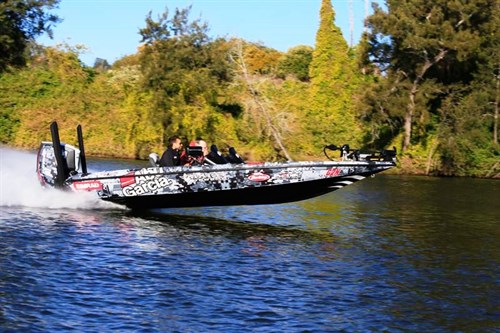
[36,122,396,209]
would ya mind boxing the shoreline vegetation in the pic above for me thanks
[1,1,498,178]
[2,143,498,179]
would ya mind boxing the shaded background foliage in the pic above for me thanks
[0,0,498,177]
[0,0,60,71]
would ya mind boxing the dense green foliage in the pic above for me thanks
[0,1,497,177]
[138,7,233,150]
[277,45,313,82]
[0,0,60,71]
[359,0,498,176]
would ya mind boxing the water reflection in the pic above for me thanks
[345,175,500,331]
[1,169,498,332]
[128,209,330,237]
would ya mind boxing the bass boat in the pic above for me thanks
[36,122,396,210]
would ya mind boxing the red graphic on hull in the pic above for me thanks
[120,172,136,188]
[248,171,270,182]
[326,168,341,177]
[73,180,103,191]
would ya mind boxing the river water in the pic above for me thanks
[0,148,498,332]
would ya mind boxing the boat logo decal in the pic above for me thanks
[326,168,341,177]
[123,176,173,197]
[248,171,270,182]
[120,172,136,188]
[73,180,103,191]
[182,171,228,185]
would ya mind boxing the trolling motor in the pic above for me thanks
[324,144,397,162]
[323,144,352,161]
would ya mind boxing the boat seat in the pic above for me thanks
[149,153,160,167]
[206,145,228,164]
[226,147,245,164]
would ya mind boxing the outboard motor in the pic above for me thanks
[36,122,86,189]
[36,141,81,188]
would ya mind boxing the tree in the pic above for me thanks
[236,41,282,75]
[308,0,361,148]
[0,0,60,72]
[93,58,110,72]
[473,0,499,147]
[277,45,313,81]
[365,0,490,153]
[229,40,293,161]
[138,6,232,143]
[435,0,499,175]
[139,6,212,105]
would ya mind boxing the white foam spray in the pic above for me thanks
[0,147,122,210]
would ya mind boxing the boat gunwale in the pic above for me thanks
[71,160,395,182]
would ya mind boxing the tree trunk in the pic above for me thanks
[494,68,499,145]
[402,49,447,153]
[403,82,417,152]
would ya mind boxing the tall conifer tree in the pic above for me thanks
[308,0,361,148]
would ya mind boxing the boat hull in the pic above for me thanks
[65,162,392,209]
[36,122,397,210]
[103,172,374,209]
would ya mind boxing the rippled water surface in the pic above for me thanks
[1,148,498,332]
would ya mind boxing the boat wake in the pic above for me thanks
[0,147,122,210]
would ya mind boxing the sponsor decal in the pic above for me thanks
[120,172,136,188]
[182,172,228,185]
[326,168,341,177]
[73,180,103,191]
[276,169,302,181]
[123,176,174,196]
[248,171,270,182]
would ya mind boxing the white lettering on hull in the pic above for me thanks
[123,176,173,196]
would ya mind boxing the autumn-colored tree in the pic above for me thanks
[1,1,497,176]
[228,40,293,161]
[237,40,282,75]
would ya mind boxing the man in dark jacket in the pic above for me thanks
[159,136,183,167]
